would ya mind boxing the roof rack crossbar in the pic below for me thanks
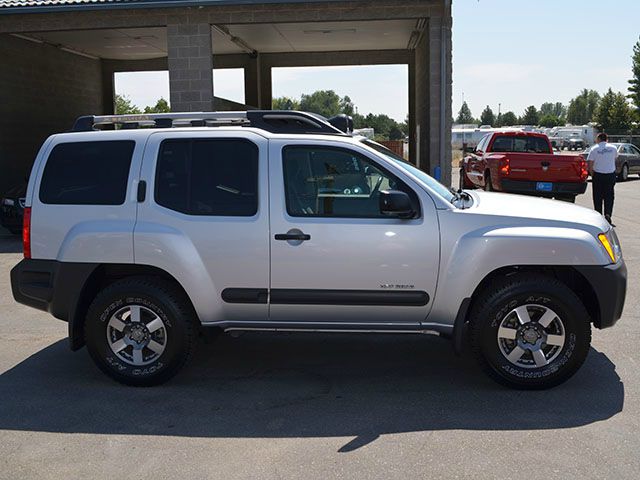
[70,111,349,136]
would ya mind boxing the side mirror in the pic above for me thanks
[379,190,414,219]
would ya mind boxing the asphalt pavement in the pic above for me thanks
[0,177,638,479]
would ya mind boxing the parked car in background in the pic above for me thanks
[1,183,27,235]
[580,143,640,182]
[567,135,586,151]
[613,143,640,181]
[460,131,588,202]
[549,135,567,150]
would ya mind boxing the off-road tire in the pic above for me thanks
[85,277,197,386]
[469,273,591,389]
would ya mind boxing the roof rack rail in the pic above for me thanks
[71,111,351,135]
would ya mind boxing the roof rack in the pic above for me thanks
[71,111,352,136]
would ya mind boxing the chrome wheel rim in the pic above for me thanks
[106,305,167,366]
[497,304,565,369]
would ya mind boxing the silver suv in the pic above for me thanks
[10,111,627,389]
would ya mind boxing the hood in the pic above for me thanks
[469,191,609,232]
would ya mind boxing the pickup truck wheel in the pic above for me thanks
[85,277,197,386]
[469,274,591,389]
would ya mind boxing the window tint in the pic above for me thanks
[630,145,640,155]
[155,139,258,216]
[39,141,134,205]
[491,135,551,154]
[283,146,418,218]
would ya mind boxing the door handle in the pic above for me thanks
[275,233,311,241]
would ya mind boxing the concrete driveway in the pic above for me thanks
[0,178,638,479]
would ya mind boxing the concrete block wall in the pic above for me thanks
[414,9,452,184]
[167,23,214,112]
[0,34,103,197]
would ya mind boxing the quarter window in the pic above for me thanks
[155,139,258,216]
[282,146,418,218]
[39,141,134,205]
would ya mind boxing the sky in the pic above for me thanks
[115,0,640,122]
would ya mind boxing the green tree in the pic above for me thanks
[567,89,600,124]
[388,125,404,141]
[553,102,567,119]
[115,94,141,115]
[299,90,353,118]
[539,114,563,128]
[143,97,170,113]
[628,36,640,121]
[520,105,540,125]
[595,88,633,131]
[540,102,554,116]
[272,96,300,110]
[500,111,518,126]
[455,101,475,124]
[540,102,566,120]
[480,105,495,126]
[340,95,355,116]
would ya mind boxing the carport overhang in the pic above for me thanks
[0,0,451,195]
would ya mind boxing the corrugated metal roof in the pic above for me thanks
[0,0,140,7]
[0,0,334,12]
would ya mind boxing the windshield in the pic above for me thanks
[362,139,456,203]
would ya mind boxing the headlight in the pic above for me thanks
[598,229,622,263]
[1,198,14,206]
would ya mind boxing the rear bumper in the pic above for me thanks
[11,259,97,322]
[500,179,587,196]
[575,261,627,329]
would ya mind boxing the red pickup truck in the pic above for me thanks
[460,131,588,202]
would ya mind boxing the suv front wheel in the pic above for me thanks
[85,277,196,386]
[469,273,591,389]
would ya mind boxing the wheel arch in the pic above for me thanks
[69,263,198,351]
[452,265,600,354]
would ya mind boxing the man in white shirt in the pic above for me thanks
[587,133,618,225]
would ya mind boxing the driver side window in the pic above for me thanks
[282,145,417,218]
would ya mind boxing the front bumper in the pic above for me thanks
[500,179,587,196]
[575,260,627,329]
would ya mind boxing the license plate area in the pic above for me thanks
[536,182,553,192]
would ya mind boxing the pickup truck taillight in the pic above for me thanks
[22,207,31,259]
[499,158,510,176]
[578,157,588,181]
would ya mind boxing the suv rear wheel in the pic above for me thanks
[469,273,591,389]
[85,277,196,386]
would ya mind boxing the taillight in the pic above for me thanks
[578,157,588,181]
[499,157,510,175]
[22,207,31,259]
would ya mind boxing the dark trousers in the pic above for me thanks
[592,172,616,217]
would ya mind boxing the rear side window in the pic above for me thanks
[40,141,135,205]
[155,139,258,216]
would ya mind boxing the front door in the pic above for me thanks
[268,140,440,326]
